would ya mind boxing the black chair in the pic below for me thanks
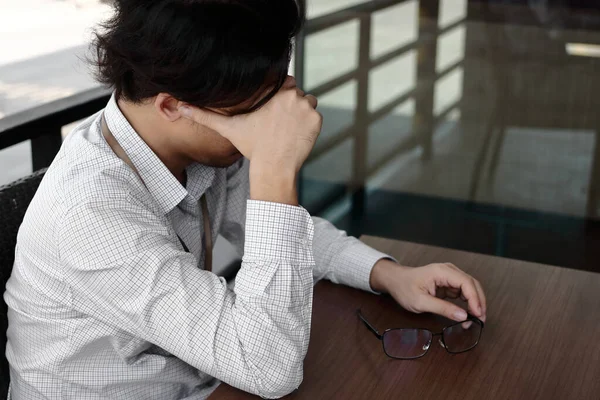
[0,169,46,399]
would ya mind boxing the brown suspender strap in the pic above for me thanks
[100,115,213,272]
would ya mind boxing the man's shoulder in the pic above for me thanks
[41,115,152,217]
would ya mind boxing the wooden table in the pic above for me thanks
[209,236,600,400]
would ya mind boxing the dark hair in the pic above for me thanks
[92,0,304,113]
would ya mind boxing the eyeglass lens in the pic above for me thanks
[443,320,482,353]
[383,329,433,359]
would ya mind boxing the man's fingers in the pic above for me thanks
[282,75,297,89]
[418,295,468,322]
[284,76,317,108]
[443,263,485,316]
[305,94,318,109]
[292,86,317,109]
[461,321,474,330]
[437,265,484,319]
[473,278,487,320]
[435,287,460,299]
[445,262,461,272]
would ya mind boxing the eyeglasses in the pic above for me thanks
[357,309,484,359]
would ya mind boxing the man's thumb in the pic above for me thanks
[179,105,236,138]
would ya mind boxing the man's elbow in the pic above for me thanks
[254,357,304,399]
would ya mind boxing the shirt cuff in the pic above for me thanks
[334,239,397,294]
[244,200,314,263]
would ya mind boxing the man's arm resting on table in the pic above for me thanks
[58,196,314,399]
[311,217,394,293]
[310,220,489,322]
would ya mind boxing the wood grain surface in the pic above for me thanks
[209,236,600,400]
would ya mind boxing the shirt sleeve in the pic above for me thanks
[58,193,315,399]
[311,217,393,293]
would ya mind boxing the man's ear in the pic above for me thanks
[154,93,185,122]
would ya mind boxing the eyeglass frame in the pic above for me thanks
[356,309,484,359]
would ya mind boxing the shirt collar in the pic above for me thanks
[103,94,216,214]
[185,163,217,203]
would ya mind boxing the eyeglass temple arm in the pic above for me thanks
[356,309,383,340]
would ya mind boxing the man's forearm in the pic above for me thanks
[224,200,315,398]
[311,216,392,293]
[249,162,298,206]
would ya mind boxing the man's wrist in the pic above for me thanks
[369,259,407,293]
[249,162,298,205]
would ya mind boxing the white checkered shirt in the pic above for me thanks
[4,95,389,399]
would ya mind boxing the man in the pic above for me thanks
[4,0,486,399]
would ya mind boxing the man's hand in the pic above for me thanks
[178,76,322,205]
[370,259,487,322]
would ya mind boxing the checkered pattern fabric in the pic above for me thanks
[3,95,389,399]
